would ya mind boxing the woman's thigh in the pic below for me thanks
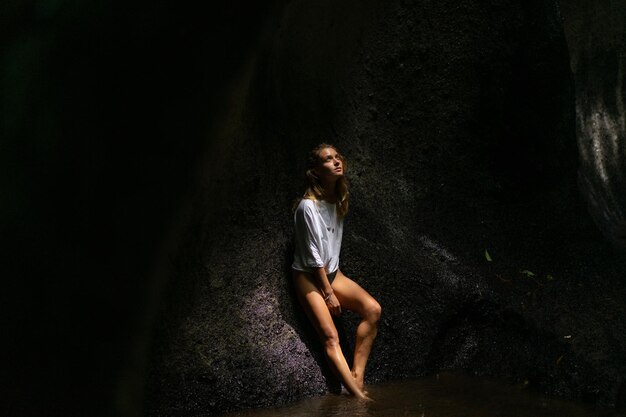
[332,270,380,317]
[293,270,338,338]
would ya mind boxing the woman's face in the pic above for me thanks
[315,147,344,182]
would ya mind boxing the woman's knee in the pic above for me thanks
[364,300,382,323]
[320,326,340,349]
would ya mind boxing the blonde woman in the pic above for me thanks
[292,144,381,400]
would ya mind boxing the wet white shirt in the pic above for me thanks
[292,198,343,274]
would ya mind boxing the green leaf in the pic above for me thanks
[546,274,554,281]
[484,249,492,262]
[520,270,535,277]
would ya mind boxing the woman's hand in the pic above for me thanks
[325,293,342,316]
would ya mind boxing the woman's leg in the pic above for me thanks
[331,270,382,391]
[292,270,369,399]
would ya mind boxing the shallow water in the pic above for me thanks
[216,372,619,417]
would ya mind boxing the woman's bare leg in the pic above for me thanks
[332,270,381,392]
[293,271,369,399]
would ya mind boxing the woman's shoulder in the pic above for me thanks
[295,197,319,213]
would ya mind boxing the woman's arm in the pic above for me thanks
[312,267,341,316]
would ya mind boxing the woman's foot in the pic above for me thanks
[353,390,372,401]
[344,381,370,400]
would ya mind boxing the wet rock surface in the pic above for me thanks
[560,0,626,252]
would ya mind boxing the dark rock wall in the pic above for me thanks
[147,0,626,415]
[1,2,273,417]
[560,0,626,252]
[3,0,626,416]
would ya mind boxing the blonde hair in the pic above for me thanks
[300,143,350,217]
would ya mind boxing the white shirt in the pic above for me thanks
[292,198,344,274]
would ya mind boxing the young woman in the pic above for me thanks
[292,143,381,400]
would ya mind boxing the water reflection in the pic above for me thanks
[217,372,618,417]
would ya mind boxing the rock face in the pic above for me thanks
[146,0,626,415]
[2,2,273,417]
[560,0,626,252]
[3,1,625,416]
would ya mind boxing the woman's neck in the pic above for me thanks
[320,180,338,203]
